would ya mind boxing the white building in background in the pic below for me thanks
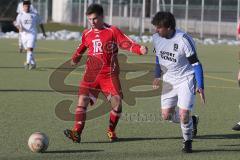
[52,0,72,23]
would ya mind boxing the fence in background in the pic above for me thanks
[2,0,240,39]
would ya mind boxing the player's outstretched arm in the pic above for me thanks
[113,26,147,55]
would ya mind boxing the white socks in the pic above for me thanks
[167,107,193,141]
[26,51,35,65]
[181,118,193,141]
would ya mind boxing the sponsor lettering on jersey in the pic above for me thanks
[24,19,32,24]
[160,51,177,62]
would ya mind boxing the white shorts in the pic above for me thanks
[21,32,37,49]
[161,74,196,111]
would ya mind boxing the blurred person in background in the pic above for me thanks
[14,0,37,53]
[15,0,46,70]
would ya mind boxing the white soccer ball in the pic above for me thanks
[28,132,49,153]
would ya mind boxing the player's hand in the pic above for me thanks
[197,88,205,105]
[152,78,161,89]
[70,59,77,66]
[140,46,148,55]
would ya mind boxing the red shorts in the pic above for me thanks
[78,73,123,105]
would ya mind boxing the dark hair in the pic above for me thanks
[151,12,176,30]
[86,4,104,16]
[23,0,31,5]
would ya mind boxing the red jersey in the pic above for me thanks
[72,24,142,77]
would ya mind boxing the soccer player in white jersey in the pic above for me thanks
[151,12,205,153]
[15,0,46,70]
[15,0,38,53]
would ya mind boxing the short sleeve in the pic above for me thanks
[182,34,197,58]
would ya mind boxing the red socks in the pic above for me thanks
[109,110,121,132]
[73,106,86,134]
[74,107,121,133]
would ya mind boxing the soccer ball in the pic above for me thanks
[28,132,49,153]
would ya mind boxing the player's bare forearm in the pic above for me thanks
[197,88,205,105]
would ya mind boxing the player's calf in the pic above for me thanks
[192,115,199,138]
[24,62,29,70]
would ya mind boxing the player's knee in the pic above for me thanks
[180,114,190,124]
[110,95,122,107]
[78,95,90,107]
[75,105,87,113]
[161,112,171,121]
[27,48,33,51]
[161,108,175,121]
[112,105,122,114]
[179,109,190,124]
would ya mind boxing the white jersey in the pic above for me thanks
[153,29,196,80]
[16,11,42,35]
[16,2,37,14]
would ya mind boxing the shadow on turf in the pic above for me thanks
[82,136,182,144]
[218,144,240,147]
[0,66,77,70]
[196,134,240,139]
[82,134,240,144]
[0,89,55,92]
[43,149,104,154]
[193,148,240,153]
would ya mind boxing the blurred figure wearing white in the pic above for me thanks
[15,0,46,70]
[15,0,37,53]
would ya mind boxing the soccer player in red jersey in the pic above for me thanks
[64,3,148,143]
